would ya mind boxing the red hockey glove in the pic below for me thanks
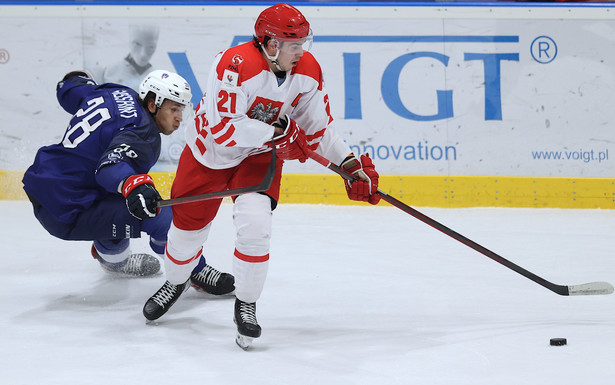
[121,174,161,220]
[271,115,309,163]
[340,154,381,205]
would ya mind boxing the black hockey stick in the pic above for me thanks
[308,150,613,296]
[157,146,277,208]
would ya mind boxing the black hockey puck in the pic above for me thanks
[550,338,567,346]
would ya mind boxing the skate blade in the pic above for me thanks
[235,334,254,351]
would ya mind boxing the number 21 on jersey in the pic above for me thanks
[217,90,237,114]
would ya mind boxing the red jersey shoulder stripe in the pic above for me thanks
[291,52,323,91]
[216,42,269,86]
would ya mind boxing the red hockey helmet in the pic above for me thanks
[254,3,311,43]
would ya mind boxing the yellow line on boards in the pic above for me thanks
[2,170,614,209]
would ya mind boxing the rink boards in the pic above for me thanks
[1,2,615,208]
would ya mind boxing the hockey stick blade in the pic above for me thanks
[307,150,613,297]
[567,282,614,296]
[157,146,277,208]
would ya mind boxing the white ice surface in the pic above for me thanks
[1,201,615,384]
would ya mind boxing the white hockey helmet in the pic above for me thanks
[139,70,192,108]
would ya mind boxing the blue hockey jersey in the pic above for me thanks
[23,74,162,224]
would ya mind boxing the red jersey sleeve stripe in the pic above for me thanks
[214,123,236,144]
[195,115,208,135]
[195,138,207,154]
[211,116,230,135]
[307,127,326,142]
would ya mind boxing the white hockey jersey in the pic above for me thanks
[186,41,351,170]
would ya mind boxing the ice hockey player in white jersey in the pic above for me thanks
[142,3,381,350]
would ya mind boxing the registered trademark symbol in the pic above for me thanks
[0,49,10,64]
[530,36,557,64]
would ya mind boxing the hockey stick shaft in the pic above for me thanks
[308,150,613,296]
[157,146,277,208]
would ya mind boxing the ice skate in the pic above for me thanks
[143,280,190,321]
[92,244,160,277]
[191,264,235,295]
[234,299,261,350]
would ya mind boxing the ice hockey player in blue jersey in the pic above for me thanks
[22,70,236,295]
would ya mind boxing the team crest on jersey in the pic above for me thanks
[222,69,238,88]
[248,97,283,124]
[231,54,244,65]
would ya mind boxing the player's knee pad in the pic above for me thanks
[233,193,272,256]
